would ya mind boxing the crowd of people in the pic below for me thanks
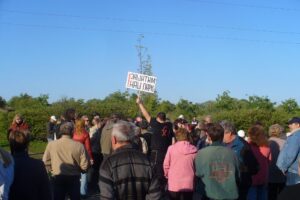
[1,96,300,200]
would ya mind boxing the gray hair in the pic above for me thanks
[112,120,138,142]
[220,120,237,135]
[59,122,74,136]
[268,124,284,138]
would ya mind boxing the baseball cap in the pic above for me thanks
[50,115,57,121]
[288,117,300,124]
[178,114,184,119]
[237,130,245,138]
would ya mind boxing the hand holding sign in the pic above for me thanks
[136,95,142,104]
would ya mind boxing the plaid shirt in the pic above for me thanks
[99,144,162,200]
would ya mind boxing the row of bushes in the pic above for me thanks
[0,91,299,141]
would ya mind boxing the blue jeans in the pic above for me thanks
[247,185,267,200]
[80,173,87,195]
[286,172,300,186]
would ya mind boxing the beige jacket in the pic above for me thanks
[43,135,89,176]
[100,122,114,155]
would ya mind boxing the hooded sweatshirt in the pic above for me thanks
[163,141,197,192]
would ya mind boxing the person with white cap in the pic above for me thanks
[47,115,57,142]
[237,130,245,138]
[178,114,184,119]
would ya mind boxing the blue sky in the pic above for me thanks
[1,0,300,105]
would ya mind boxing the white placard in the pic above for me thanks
[126,72,157,93]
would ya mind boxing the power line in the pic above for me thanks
[1,9,300,36]
[1,22,300,45]
[186,0,300,12]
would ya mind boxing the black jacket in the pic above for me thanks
[99,144,162,200]
[230,136,259,189]
[9,152,52,200]
[46,122,57,140]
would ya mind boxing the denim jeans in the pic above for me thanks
[80,173,87,195]
[286,172,300,186]
[247,185,268,200]
[87,153,102,193]
[52,175,80,200]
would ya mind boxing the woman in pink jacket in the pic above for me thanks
[163,127,197,200]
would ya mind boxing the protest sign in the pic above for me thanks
[126,72,157,93]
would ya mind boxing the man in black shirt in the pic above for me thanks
[136,96,174,192]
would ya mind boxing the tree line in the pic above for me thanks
[0,91,299,141]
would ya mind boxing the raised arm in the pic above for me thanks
[136,96,151,123]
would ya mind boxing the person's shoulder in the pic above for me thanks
[142,132,152,137]
[46,140,55,148]
[293,131,300,139]
[164,121,173,128]
[83,130,89,137]
[103,123,114,132]
[73,139,84,146]
[225,146,237,157]
[28,157,47,168]
[197,146,211,155]
[234,137,250,150]
[165,121,172,125]
[167,143,175,151]
[214,145,235,155]
[67,139,84,149]
[131,150,151,165]
[149,117,157,124]
[110,148,150,164]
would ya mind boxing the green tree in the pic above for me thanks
[197,101,218,116]
[0,111,8,145]
[101,91,138,118]
[279,99,299,113]
[0,96,6,108]
[173,99,198,120]
[50,97,85,117]
[8,93,49,110]
[215,91,238,110]
[247,95,275,110]
[156,100,176,114]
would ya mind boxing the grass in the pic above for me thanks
[28,140,47,159]
[0,132,9,150]
[0,133,47,159]
[29,140,47,154]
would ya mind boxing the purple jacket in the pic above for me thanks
[249,143,271,186]
[163,141,197,192]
